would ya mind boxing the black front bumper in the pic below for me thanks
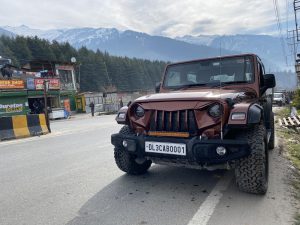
[111,134,250,165]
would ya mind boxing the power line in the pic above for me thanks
[273,0,288,65]
[287,0,289,35]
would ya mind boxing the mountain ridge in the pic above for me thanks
[0,25,236,62]
[0,25,297,90]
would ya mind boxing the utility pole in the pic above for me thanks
[43,80,51,133]
[294,0,300,41]
[287,30,298,63]
[292,1,300,87]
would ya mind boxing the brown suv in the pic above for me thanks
[111,54,276,194]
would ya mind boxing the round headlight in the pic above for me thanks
[135,105,145,117]
[208,104,222,118]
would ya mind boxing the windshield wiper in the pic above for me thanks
[208,81,249,87]
[223,81,249,85]
[172,83,207,90]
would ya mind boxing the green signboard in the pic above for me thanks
[0,93,29,117]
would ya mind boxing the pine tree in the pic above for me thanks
[0,36,167,92]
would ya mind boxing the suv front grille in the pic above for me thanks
[149,110,197,135]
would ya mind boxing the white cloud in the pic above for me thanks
[0,0,289,37]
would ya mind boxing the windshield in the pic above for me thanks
[163,56,254,89]
[274,93,283,98]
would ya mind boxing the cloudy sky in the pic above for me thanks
[0,0,292,37]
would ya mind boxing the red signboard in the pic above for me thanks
[0,80,25,89]
[56,65,74,70]
[34,79,60,90]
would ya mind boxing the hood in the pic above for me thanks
[135,88,256,103]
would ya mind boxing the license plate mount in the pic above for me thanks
[145,141,186,156]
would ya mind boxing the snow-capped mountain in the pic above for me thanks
[0,25,293,72]
[0,27,15,37]
[0,25,296,90]
[176,35,219,46]
[176,34,290,72]
[1,25,235,62]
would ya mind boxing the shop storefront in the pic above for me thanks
[26,77,61,113]
[0,60,78,118]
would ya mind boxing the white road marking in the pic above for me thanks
[187,172,233,225]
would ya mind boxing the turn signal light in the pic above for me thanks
[231,112,246,120]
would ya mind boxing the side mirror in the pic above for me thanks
[155,82,161,93]
[264,74,276,89]
[261,74,276,95]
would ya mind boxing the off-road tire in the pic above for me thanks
[268,112,275,150]
[114,126,152,175]
[235,124,268,194]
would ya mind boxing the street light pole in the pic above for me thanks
[43,80,51,133]
[78,63,81,91]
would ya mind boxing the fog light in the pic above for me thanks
[122,140,128,148]
[216,146,226,156]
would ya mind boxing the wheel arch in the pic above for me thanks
[115,106,129,125]
[247,103,263,124]
[228,102,264,126]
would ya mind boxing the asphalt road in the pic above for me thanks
[0,114,298,225]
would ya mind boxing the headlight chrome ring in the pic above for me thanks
[208,103,223,118]
[135,105,145,117]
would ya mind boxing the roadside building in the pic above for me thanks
[76,92,104,113]
[0,60,78,117]
[75,90,154,114]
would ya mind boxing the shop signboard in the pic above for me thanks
[0,103,24,115]
[27,78,35,90]
[0,96,29,116]
[0,80,25,89]
[56,64,73,70]
[34,79,60,90]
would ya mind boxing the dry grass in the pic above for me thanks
[276,107,300,224]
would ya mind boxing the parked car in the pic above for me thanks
[111,54,276,194]
[273,92,285,106]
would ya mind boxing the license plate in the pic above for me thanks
[145,141,186,156]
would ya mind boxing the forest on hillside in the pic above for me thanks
[0,36,167,92]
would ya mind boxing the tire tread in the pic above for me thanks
[235,124,268,194]
[114,126,152,175]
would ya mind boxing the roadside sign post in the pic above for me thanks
[43,80,51,133]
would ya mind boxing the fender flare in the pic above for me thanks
[247,104,263,124]
[115,106,128,124]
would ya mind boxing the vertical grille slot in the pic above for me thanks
[157,110,163,131]
[164,111,171,131]
[179,110,186,132]
[188,110,197,135]
[171,111,178,131]
[150,111,156,131]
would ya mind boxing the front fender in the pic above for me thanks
[228,103,263,125]
[247,104,263,124]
